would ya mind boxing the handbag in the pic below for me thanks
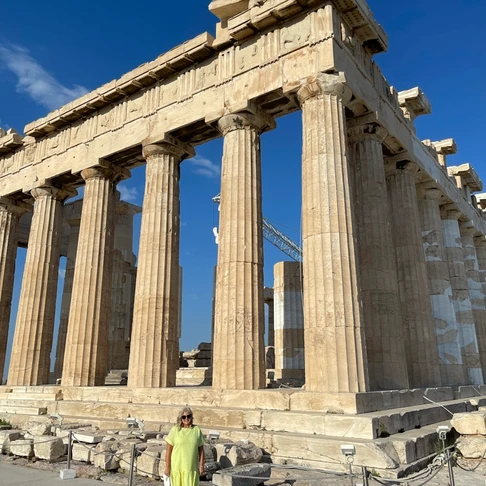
[162,474,171,486]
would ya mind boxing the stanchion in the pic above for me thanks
[438,425,455,486]
[128,443,136,486]
[67,431,72,470]
[361,466,369,486]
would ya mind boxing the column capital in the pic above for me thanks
[0,196,31,216]
[347,123,387,143]
[459,221,480,237]
[416,182,444,201]
[142,133,195,161]
[297,72,352,106]
[81,163,130,184]
[384,157,419,178]
[217,106,275,136]
[31,184,76,202]
[440,203,462,221]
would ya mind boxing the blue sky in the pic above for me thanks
[0,0,485,376]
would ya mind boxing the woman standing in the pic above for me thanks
[165,406,205,486]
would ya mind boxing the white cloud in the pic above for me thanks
[0,44,89,111]
[187,155,220,179]
[118,184,140,203]
[58,268,66,280]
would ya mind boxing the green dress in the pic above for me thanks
[165,425,205,486]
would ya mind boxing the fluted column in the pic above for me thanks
[53,218,80,380]
[297,73,369,393]
[461,223,486,383]
[273,261,304,381]
[8,185,72,385]
[441,209,482,384]
[128,136,194,388]
[348,123,408,391]
[386,161,441,387]
[212,108,274,390]
[474,236,486,377]
[417,187,465,385]
[0,197,30,381]
[109,201,139,370]
[62,164,128,386]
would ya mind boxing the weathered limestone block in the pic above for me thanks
[73,432,105,444]
[204,443,217,462]
[137,445,165,479]
[216,442,262,467]
[34,435,65,461]
[452,412,486,435]
[456,436,486,458]
[10,439,33,458]
[212,463,271,486]
[72,442,96,463]
[117,439,145,472]
[94,440,122,470]
[0,430,21,453]
[26,419,52,436]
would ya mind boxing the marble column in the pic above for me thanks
[0,197,30,382]
[297,73,369,393]
[8,185,72,386]
[109,201,140,371]
[474,236,486,378]
[264,287,275,347]
[212,107,274,390]
[128,136,194,388]
[273,261,304,382]
[461,223,486,383]
[386,160,441,388]
[348,123,409,391]
[62,164,128,386]
[53,218,80,380]
[441,208,482,384]
[417,186,465,385]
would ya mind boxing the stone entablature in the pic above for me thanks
[449,163,483,193]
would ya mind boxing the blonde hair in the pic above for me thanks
[176,406,194,429]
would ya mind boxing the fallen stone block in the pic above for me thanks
[227,442,263,466]
[452,412,486,435]
[26,419,52,436]
[94,440,122,470]
[456,436,486,459]
[137,445,165,479]
[34,435,66,461]
[10,438,34,458]
[212,463,271,486]
[74,431,105,444]
[72,442,96,463]
[0,430,21,454]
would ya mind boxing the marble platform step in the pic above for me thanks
[52,395,483,441]
[0,405,47,415]
[0,392,60,401]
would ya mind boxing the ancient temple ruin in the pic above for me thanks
[1,0,486,473]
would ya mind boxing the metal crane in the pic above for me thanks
[212,193,302,262]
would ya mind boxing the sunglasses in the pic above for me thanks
[181,414,192,420]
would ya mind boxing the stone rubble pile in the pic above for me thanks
[180,342,212,368]
[0,418,268,484]
[452,409,486,459]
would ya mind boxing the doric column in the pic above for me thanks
[62,164,128,386]
[348,123,409,391]
[264,287,274,347]
[417,186,465,385]
[53,218,80,380]
[297,73,369,393]
[385,160,441,387]
[109,200,140,371]
[212,107,274,390]
[128,136,194,388]
[273,261,304,382]
[0,197,30,381]
[441,208,482,384]
[474,236,486,377]
[8,185,72,385]
[461,223,486,383]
